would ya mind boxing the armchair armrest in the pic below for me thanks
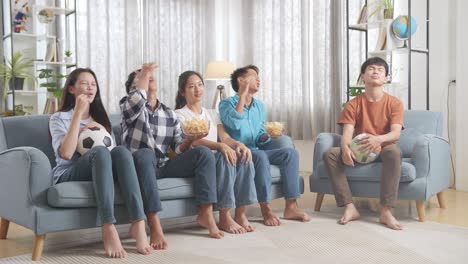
[0,147,53,219]
[313,133,341,172]
[411,134,451,180]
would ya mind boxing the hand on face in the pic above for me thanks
[75,94,90,116]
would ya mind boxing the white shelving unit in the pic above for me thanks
[346,0,430,110]
[1,0,76,115]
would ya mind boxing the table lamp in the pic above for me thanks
[205,61,235,110]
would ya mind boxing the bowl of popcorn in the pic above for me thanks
[181,118,210,136]
[265,122,284,138]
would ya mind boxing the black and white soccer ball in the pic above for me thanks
[77,127,115,155]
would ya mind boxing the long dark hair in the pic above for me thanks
[175,71,204,110]
[59,68,112,134]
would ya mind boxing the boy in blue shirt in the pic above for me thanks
[219,65,310,226]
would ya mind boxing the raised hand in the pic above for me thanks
[135,63,159,92]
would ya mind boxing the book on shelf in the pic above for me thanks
[356,4,368,24]
[43,97,58,114]
[374,24,387,51]
[44,40,56,62]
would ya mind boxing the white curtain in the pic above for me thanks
[76,0,344,140]
[76,0,214,113]
[237,0,345,139]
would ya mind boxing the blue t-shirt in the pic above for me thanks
[219,95,271,150]
[49,110,92,184]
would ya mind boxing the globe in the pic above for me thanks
[392,15,417,40]
[349,133,382,164]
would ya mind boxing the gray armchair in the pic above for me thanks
[310,110,450,221]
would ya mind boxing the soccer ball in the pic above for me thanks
[349,133,381,164]
[77,127,114,155]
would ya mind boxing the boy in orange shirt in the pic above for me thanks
[323,57,404,230]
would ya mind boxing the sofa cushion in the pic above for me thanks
[48,165,283,208]
[315,160,416,183]
[48,177,196,208]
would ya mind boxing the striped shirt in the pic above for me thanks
[120,87,183,167]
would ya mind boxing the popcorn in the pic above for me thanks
[181,118,210,136]
[265,122,284,137]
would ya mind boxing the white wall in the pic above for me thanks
[455,0,468,191]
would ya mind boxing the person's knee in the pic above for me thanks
[252,151,269,164]
[88,145,111,162]
[192,146,215,163]
[323,148,338,162]
[381,146,401,162]
[110,145,132,162]
[133,148,156,165]
[283,147,299,161]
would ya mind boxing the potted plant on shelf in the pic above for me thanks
[369,0,394,20]
[37,69,67,99]
[0,50,36,114]
[64,50,73,64]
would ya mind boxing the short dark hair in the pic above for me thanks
[125,69,141,93]
[360,57,389,76]
[230,65,259,92]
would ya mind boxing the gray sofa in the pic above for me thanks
[0,114,303,260]
[310,110,450,221]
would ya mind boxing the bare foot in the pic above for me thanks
[147,214,168,250]
[102,224,127,258]
[338,203,360,225]
[234,207,255,232]
[284,200,310,222]
[260,203,281,226]
[197,205,224,239]
[128,219,152,255]
[379,207,403,230]
[219,209,246,234]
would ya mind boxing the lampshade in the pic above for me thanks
[204,61,235,80]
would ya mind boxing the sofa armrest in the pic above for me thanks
[0,147,53,211]
[313,133,341,172]
[411,134,451,180]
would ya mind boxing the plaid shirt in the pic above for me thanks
[120,87,183,167]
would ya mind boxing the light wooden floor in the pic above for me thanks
[2,140,466,259]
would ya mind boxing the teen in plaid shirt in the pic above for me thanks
[120,63,224,247]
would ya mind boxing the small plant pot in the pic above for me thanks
[64,57,73,64]
[9,78,25,90]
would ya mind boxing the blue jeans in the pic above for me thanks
[215,152,257,209]
[251,147,301,202]
[133,146,217,215]
[58,146,146,225]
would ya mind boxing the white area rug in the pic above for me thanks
[1,211,467,264]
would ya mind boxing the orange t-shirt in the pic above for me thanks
[338,93,404,146]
